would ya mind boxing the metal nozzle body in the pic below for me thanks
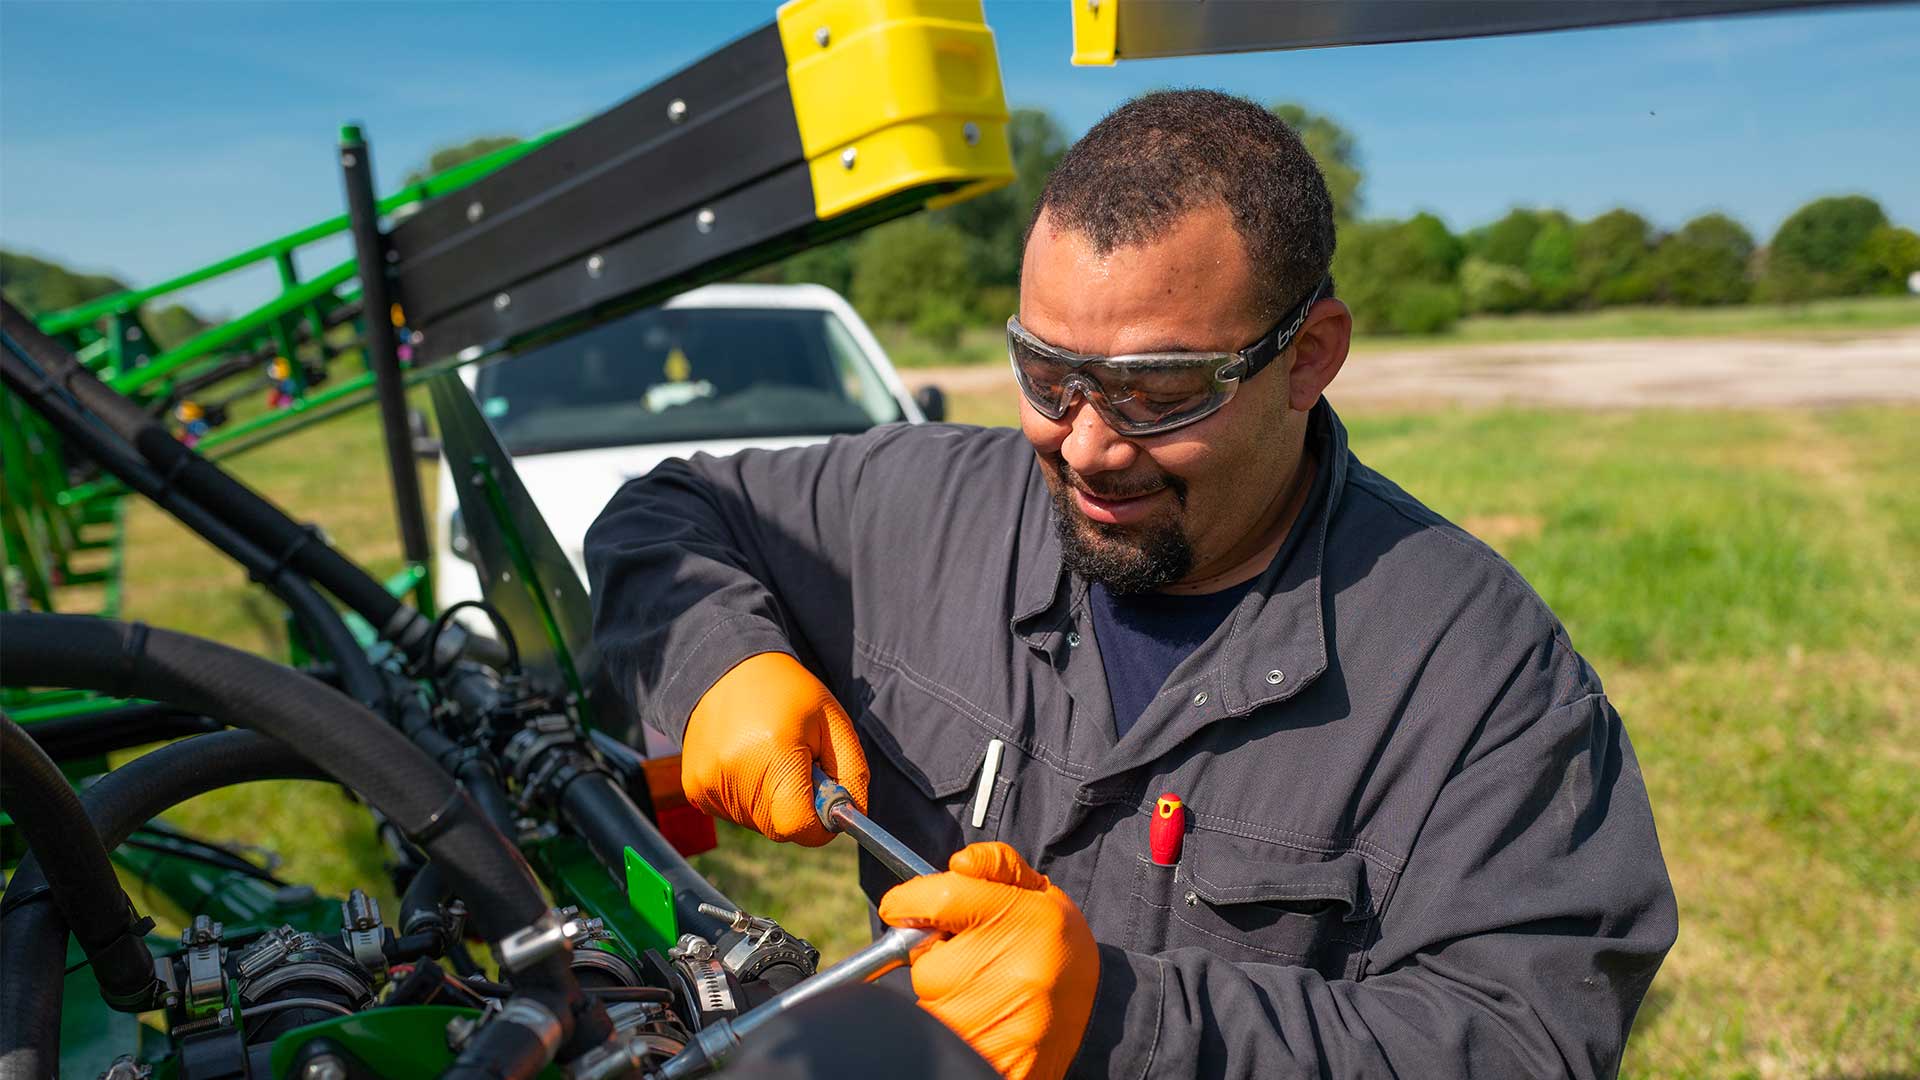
[648,768,946,1079]
[651,926,931,1079]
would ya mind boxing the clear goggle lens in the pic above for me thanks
[1007,324,1242,436]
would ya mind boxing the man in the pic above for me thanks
[588,90,1676,1079]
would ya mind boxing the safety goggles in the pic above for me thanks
[1007,278,1326,437]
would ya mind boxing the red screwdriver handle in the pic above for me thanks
[1150,792,1186,866]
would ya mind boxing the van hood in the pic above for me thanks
[505,435,832,579]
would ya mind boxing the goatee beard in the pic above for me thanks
[1042,456,1192,595]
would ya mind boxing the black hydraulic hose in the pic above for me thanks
[442,660,734,941]
[462,759,521,839]
[0,895,67,1080]
[389,674,519,837]
[0,714,163,1011]
[399,862,453,942]
[1,730,323,1077]
[21,702,222,760]
[1,299,433,659]
[444,1000,567,1080]
[0,346,388,711]
[557,769,735,944]
[0,613,602,1062]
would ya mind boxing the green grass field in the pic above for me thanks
[103,361,1916,1077]
[876,294,1920,368]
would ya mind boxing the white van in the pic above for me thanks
[434,283,941,619]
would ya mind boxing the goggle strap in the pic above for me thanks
[1240,277,1327,382]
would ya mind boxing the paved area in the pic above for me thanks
[904,329,1920,409]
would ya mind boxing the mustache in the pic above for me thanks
[1040,453,1187,504]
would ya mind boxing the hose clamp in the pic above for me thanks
[340,889,388,978]
[388,607,432,651]
[179,915,227,1017]
[492,908,596,974]
[258,523,323,584]
[498,997,564,1057]
[409,786,467,846]
[0,881,51,918]
[111,622,151,700]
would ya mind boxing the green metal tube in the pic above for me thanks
[106,261,357,395]
[110,841,339,934]
[5,693,145,725]
[56,478,124,510]
[196,369,379,455]
[273,250,320,390]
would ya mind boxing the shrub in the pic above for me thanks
[1860,224,1920,294]
[1332,214,1464,333]
[910,295,972,349]
[1761,195,1889,299]
[1524,217,1580,310]
[1385,282,1464,334]
[973,285,1019,322]
[1468,208,1555,269]
[1459,256,1536,314]
[850,218,979,325]
[1573,209,1658,307]
[1651,213,1755,305]
[777,240,857,296]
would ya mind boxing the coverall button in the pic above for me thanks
[1066,631,1082,648]
[1192,691,1209,707]
[1267,669,1285,684]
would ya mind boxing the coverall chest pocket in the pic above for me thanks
[852,671,1011,899]
[1127,833,1376,981]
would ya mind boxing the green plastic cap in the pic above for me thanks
[623,846,678,954]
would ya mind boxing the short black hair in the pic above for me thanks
[1026,89,1335,319]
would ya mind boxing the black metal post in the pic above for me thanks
[339,123,433,611]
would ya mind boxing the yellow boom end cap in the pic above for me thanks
[1071,0,1117,66]
[778,0,1015,221]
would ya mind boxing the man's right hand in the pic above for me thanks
[681,651,869,846]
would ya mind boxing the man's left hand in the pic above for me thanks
[879,841,1099,1080]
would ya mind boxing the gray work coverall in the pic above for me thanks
[585,401,1678,1079]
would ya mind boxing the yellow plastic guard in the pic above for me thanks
[778,0,1014,220]
[1070,0,1117,66]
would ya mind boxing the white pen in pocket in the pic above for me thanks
[970,737,1006,829]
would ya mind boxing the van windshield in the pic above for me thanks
[473,305,905,455]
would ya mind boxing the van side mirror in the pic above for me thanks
[914,385,946,423]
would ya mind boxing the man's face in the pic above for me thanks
[1017,204,1341,593]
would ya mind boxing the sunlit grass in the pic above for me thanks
[108,387,1918,1078]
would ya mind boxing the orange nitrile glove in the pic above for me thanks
[878,841,1100,1080]
[681,651,868,846]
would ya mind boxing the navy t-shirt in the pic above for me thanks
[1088,577,1258,739]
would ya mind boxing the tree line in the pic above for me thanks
[1336,197,1919,335]
[0,249,208,348]
[8,110,1915,350]
[743,106,1918,341]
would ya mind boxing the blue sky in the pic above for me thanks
[3,1,1916,318]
